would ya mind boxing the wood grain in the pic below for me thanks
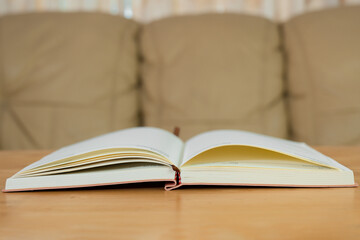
[0,147,359,240]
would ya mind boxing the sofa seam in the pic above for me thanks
[279,23,291,139]
[260,20,269,134]
[111,20,129,131]
[0,18,4,149]
[290,20,317,142]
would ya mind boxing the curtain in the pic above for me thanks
[0,0,359,22]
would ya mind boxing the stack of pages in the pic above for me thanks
[4,127,356,192]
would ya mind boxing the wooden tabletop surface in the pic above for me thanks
[0,147,359,240]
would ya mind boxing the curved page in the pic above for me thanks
[182,130,350,171]
[20,127,184,174]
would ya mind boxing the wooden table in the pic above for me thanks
[0,147,359,240]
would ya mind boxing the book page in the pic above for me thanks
[182,130,350,171]
[21,127,184,172]
[6,162,176,192]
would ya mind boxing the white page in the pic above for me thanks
[21,127,184,172]
[182,130,350,171]
[6,163,175,191]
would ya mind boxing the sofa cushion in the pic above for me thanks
[0,13,139,149]
[284,7,360,145]
[141,14,287,140]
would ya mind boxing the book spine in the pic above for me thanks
[176,171,181,185]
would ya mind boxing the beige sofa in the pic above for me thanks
[0,6,359,149]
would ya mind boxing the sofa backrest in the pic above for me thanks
[1,7,360,149]
[0,13,139,149]
[284,6,360,145]
[140,14,287,140]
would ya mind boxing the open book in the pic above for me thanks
[4,127,356,192]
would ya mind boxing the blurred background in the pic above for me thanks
[0,0,360,149]
[1,0,360,21]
